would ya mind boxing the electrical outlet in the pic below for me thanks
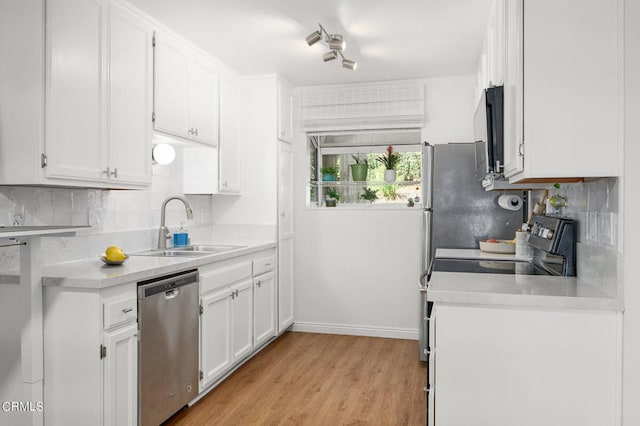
[9,211,24,226]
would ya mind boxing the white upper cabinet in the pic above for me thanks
[189,57,220,145]
[107,2,152,185]
[0,0,152,188]
[218,71,242,193]
[277,79,293,143]
[45,0,106,182]
[153,33,190,140]
[503,0,524,177]
[476,0,505,102]
[503,0,619,182]
[154,32,219,146]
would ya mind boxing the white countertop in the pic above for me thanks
[39,240,276,289]
[427,249,622,312]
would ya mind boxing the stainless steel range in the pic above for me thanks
[419,214,577,424]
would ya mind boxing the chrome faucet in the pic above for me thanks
[158,196,194,249]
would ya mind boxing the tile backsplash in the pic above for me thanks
[0,152,217,271]
[535,177,621,298]
[543,177,619,247]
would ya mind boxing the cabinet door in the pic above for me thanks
[46,0,106,181]
[278,237,294,333]
[200,288,232,389]
[154,32,190,140]
[183,146,218,194]
[503,0,524,177]
[107,3,152,185]
[104,323,137,426]
[253,272,275,347]
[278,140,294,333]
[231,280,253,362]
[218,73,242,193]
[189,57,219,146]
[277,81,293,143]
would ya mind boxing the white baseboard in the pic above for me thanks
[290,321,418,340]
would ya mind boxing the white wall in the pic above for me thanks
[292,76,475,339]
[623,0,640,422]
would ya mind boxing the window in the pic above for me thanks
[307,130,423,207]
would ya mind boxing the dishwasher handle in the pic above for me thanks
[165,289,180,299]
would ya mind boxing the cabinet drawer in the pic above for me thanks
[200,261,252,294]
[253,255,276,276]
[104,294,137,330]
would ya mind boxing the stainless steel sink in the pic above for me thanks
[131,245,246,257]
[174,244,246,253]
[130,249,211,257]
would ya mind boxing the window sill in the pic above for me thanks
[306,203,424,211]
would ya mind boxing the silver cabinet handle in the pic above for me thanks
[193,128,198,136]
[223,181,228,188]
[122,307,133,314]
[102,167,110,176]
[256,280,261,288]
[110,168,118,178]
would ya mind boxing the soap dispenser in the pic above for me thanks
[173,222,189,247]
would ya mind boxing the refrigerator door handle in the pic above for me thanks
[422,142,434,210]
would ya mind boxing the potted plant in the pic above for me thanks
[325,188,340,207]
[320,166,339,182]
[360,187,378,204]
[377,145,400,183]
[350,154,368,182]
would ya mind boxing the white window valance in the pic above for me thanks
[302,83,424,132]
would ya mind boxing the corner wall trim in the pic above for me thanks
[290,321,418,340]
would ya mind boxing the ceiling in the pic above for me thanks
[128,0,494,86]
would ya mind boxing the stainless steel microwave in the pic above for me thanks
[474,86,504,180]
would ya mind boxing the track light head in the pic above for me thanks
[342,58,357,70]
[328,35,345,51]
[323,50,338,62]
[306,30,322,46]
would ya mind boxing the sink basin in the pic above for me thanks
[130,249,211,257]
[174,244,247,253]
[130,245,246,258]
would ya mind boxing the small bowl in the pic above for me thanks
[100,254,129,265]
[479,240,516,254]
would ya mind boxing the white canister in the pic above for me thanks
[515,231,533,259]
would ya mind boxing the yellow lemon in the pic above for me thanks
[105,246,126,262]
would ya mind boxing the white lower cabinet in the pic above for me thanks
[199,249,277,392]
[103,323,138,426]
[432,304,620,426]
[200,286,233,388]
[43,283,137,426]
[231,280,254,361]
[253,271,276,347]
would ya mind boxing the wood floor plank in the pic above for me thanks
[165,332,427,426]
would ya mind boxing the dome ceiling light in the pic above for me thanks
[305,23,357,71]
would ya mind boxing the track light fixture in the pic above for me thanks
[305,23,357,71]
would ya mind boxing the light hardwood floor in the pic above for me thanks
[166,332,427,426]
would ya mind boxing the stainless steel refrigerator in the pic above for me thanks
[418,142,523,360]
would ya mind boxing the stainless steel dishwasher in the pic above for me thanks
[138,269,199,426]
